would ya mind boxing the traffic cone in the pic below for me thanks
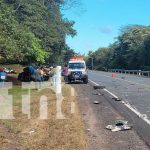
[112,73,116,78]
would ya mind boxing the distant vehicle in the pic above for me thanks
[67,57,88,84]
[0,69,7,83]
[3,68,17,74]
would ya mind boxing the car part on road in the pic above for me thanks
[93,85,105,90]
[112,97,122,101]
[92,92,102,96]
[106,120,132,132]
[93,101,100,104]
[87,129,91,132]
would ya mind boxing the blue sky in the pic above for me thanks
[62,0,150,55]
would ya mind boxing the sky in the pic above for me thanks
[62,0,150,55]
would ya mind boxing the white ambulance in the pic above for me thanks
[67,57,88,84]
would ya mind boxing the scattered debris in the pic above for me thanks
[93,101,100,104]
[112,97,122,101]
[92,93,102,96]
[121,101,125,104]
[93,85,105,90]
[87,129,91,132]
[106,120,132,132]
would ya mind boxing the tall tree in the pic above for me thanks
[0,0,77,64]
[87,25,150,70]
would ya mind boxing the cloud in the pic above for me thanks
[99,26,113,34]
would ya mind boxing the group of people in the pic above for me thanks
[37,66,55,81]
[18,65,54,82]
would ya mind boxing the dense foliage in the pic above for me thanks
[0,0,76,64]
[87,25,150,70]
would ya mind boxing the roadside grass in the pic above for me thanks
[0,64,88,150]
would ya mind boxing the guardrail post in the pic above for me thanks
[56,66,62,94]
[55,66,65,119]
[139,70,141,76]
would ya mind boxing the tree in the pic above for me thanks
[86,25,150,70]
[0,0,77,64]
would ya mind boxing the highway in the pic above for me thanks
[87,70,150,147]
[88,70,150,122]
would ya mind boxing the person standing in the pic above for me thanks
[63,64,68,82]
[37,67,44,81]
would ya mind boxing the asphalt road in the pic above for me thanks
[73,82,150,149]
[88,70,150,121]
[86,70,150,147]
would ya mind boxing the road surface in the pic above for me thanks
[80,70,150,147]
[72,81,150,149]
[88,70,150,121]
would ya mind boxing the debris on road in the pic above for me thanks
[93,101,100,104]
[92,92,102,96]
[93,85,105,90]
[112,97,122,101]
[87,129,91,132]
[106,120,132,132]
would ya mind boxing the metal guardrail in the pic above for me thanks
[108,69,150,77]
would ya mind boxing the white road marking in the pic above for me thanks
[123,102,150,125]
[89,79,150,125]
[103,88,118,99]
[88,79,99,86]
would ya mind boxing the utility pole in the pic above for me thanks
[89,57,93,70]
[91,57,93,70]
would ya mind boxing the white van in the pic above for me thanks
[67,57,88,84]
